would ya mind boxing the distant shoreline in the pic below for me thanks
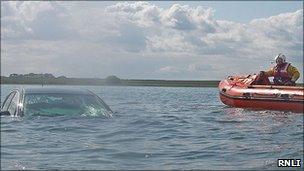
[2,74,302,87]
[0,83,219,88]
[1,80,220,87]
[1,75,220,87]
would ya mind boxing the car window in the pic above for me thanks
[2,92,16,111]
[24,93,111,116]
[8,92,19,116]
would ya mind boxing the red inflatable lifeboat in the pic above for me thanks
[219,74,304,113]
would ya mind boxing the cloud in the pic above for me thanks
[105,2,161,27]
[104,2,219,53]
[160,4,197,30]
[160,4,216,32]
[187,63,213,72]
[249,9,303,55]
[1,2,303,81]
[103,2,302,62]
[103,23,147,52]
[1,1,76,40]
[157,66,180,73]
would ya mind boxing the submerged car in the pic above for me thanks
[1,87,112,117]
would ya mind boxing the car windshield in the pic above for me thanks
[24,93,111,116]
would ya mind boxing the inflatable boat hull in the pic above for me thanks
[219,76,304,113]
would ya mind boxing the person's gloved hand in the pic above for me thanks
[284,80,296,86]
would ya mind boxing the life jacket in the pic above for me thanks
[273,62,292,85]
[253,73,271,85]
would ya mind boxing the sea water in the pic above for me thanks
[1,84,303,170]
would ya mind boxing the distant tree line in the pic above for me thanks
[9,73,62,79]
[2,73,122,85]
[1,73,220,87]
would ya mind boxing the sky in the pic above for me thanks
[1,1,303,82]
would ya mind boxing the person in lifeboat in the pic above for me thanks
[256,53,300,86]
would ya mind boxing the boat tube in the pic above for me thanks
[218,74,304,113]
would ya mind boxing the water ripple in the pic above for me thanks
[1,85,303,170]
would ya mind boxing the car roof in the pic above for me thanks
[24,87,92,95]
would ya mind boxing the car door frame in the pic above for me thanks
[1,91,16,112]
[8,90,21,116]
[1,89,22,116]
